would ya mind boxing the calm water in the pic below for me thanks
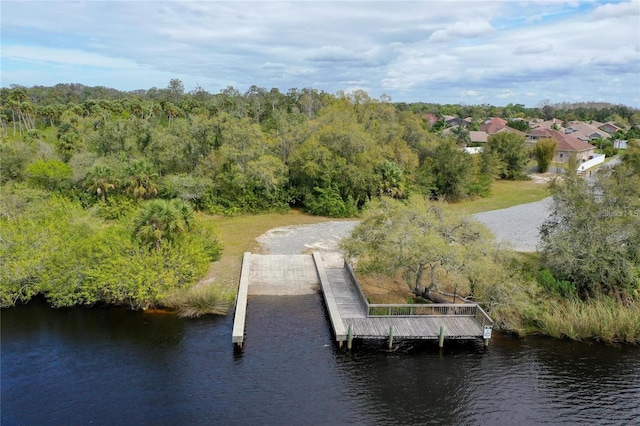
[2,295,639,425]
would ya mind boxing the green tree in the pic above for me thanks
[341,197,491,299]
[56,121,83,161]
[486,132,530,179]
[0,140,34,183]
[25,159,72,191]
[532,138,557,173]
[132,199,194,252]
[450,125,470,146]
[539,158,640,298]
[424,138,476,201]
[376,160,408,198]
[83,164,117,202]
[122,159,159,199]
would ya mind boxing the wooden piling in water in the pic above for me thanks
[347,324,353,350]
[388,326,394,349]
[439,326,445,348]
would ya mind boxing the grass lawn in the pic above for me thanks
[200,210,339,291]
[452,178,551,215]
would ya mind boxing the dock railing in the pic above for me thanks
[474,304,494,326]
[344,262,370,312]
[344,261,493,326]
[368,303,480,317]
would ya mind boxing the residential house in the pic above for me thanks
[526,129,596,163]
[469,130,488,144]
[479,117,507,134]
[529,118,564,131]
[479,117,525,138]
[443,115,472,128]
[599,122,623,134]
[563,121,609,142]
[423,113,439,127]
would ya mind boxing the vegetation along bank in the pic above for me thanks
[1,81,638,343]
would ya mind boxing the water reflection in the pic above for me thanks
[2,295,639,425]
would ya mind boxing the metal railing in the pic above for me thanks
[474,304,494,326]
[344,262,370,312]
[368,303,479,317]
[344,261,493,325]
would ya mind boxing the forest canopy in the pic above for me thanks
[1,80,639,314]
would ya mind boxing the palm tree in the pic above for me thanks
[123,159,159,199]
[132,199,194,252]
[83,165,117,202]
[450,125,470,147]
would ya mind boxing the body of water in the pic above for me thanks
[2,295,639,425]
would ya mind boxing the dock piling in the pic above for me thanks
[388,326,394,349]
[347,324,353,350]
[439,326,445,348]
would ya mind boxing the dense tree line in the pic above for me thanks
[2,80,638,314]
[0,80,571,215]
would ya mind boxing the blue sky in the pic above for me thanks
[2,1,639,107]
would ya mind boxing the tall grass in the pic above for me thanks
[535,297,640,344]
[166,286,234,318]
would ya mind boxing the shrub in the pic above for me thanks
[538,269,576,297]
[165,285,233,317]
[305,186,358,217]
[25,159,72,191]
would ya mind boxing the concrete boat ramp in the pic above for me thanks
[232,252,493,350]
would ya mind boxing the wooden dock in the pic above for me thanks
[232,252,493,349]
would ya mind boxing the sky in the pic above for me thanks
[1,1,639,107]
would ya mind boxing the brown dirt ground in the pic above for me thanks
[356,269,471,304]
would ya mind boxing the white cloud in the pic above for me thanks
[2,45,138,69]
[428,21,496,43]
[592,1,640,19]
[513,43,554,55]
[1,1,639,106]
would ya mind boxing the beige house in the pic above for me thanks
[526,129,596,163]
[529,118,564,131]
[599,122,623,134]
[564,121,609,142]
[469,130,488,144]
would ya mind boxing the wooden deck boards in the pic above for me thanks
[323,264,488,341]
[344,316,484,339]
[325,268,367,319]
[233,252,490,349]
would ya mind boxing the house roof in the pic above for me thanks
[469,131,488,143]
[529,118,564,131]
[423,113,439,125]
[564,121,609,140]
[479,117,508,134]
[599,122,623,133]
[527,129,595,152]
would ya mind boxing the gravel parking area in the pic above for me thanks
[473,198,553,252]
[256,199,553,255]
[256,221,359,255]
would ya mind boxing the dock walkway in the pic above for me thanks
[233,252,493,349]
